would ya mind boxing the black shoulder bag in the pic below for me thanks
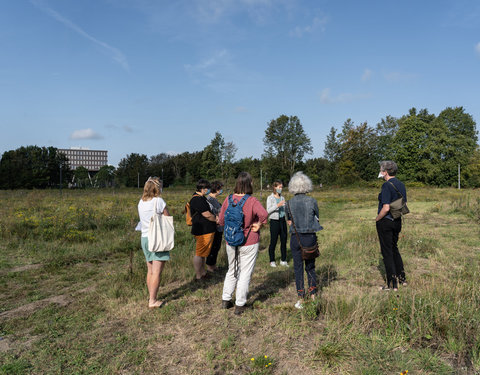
[286,202,320,260]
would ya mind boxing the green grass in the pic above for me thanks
[0,187,479,374]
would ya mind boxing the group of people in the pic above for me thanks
[137,160,408,313]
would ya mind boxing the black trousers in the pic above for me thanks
[206,230,223,266]
[376,218,405,288]
[268,218,287,262]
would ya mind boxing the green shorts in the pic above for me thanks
[141,237,170,262]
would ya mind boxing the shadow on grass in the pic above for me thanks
[157,266,226,303]
[248,263,338,305]
[377,256,386,283]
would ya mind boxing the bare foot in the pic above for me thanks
[148,300,164,309]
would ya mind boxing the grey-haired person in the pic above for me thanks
[375,161,407,291]
[286,172,323,309]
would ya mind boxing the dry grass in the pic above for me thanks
[1,187,480,374]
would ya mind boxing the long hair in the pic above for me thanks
[142,177,162,201]
[288,171,313,194]
[234,172,253,194]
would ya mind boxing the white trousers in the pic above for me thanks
[222,243,259,307]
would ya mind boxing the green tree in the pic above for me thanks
[376,115,400,161]
[435,107,478,185]
[116,153,149,187]
[338,120,378,182]
[263,115,313,177]
[95,165,116,187]
[148,153,176,187]
[463,146,480,187]
[74,166,90,188]
[222,141,237,185]
[0,146,71,189]
[304,158,330,185]
[324,127,341,163]
[201,132,225,180]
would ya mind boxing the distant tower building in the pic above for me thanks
[58,147,108,171]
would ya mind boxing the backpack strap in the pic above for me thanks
[229,194,250,207]
[387,181,405,200]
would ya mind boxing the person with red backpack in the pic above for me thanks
[218,172,268,315]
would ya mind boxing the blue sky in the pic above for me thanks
[1,0,480,167]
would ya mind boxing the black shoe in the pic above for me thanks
[222,300,233,309]
[234,305,247,315]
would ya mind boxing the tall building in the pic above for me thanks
[58,148,108,171]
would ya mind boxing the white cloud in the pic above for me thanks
[320,88,370,104]
[184,50,238,89]
[184,49,229,75]
[361,68,372,82]
[290,15,328,37]
[475,42,480,55]
[70,128,103,140]
[31,0,129,71]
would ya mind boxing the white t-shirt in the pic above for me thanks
[137,197,167,237]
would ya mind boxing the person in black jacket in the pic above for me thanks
[375,161,407,291]
[190,179,217,281]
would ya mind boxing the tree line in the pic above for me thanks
[1,107,479,189]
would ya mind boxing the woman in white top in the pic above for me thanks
[266,180,288,267]
[137,177,170,309]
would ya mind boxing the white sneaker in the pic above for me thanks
[294,300,304,309]
[280,261,289,267]
[270,262,277,268]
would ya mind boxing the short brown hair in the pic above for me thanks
[272,180,283,191]
[142,177,162,201]
[211,180,224,193]
[234,172,253,194]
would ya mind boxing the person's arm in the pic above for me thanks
[162,207,170,216]
[376,184,391,221]
[313,199,320,219]
[266,195,284,214]
[376,204,390,221]
[202,210,217,222]
[285,200,292,226]
[251,198,268,232]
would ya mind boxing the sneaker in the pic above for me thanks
[294,300,304,309]
[270,262,277,268]
[280,261,289,267]
[379,285,398,292]
[221,300,234,309]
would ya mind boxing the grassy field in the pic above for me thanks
[1,186,480,374]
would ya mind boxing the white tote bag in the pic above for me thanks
[148,198,174,252]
